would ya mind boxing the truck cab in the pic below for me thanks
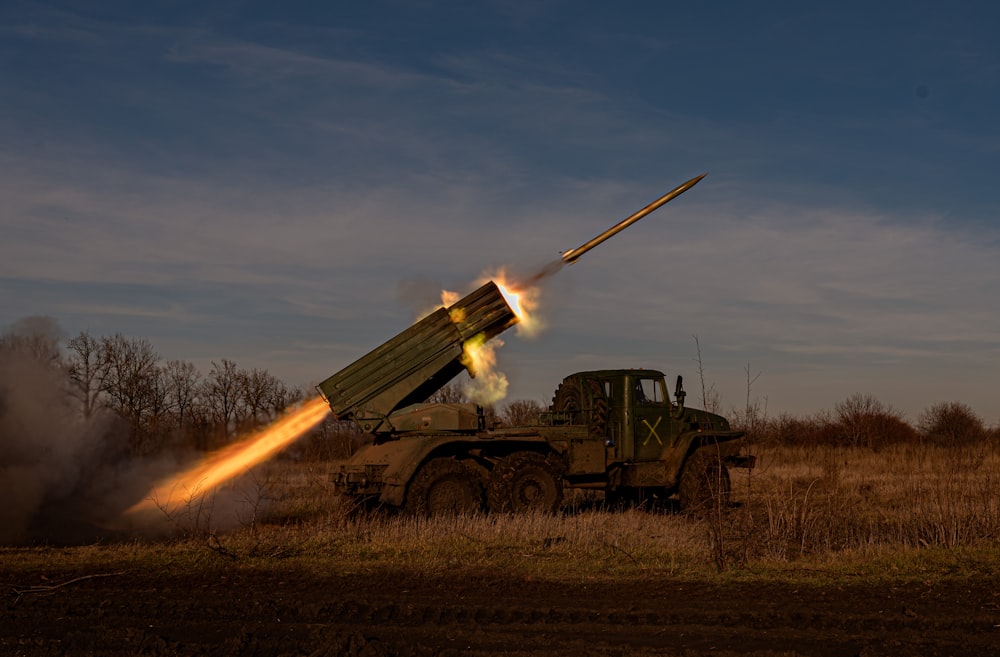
[548,369,748,500]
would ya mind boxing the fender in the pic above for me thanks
[659,430,745,489]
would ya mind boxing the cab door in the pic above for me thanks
[631,375,671,462]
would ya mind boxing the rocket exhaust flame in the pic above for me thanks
[125,397,330,518]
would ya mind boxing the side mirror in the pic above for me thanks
[672,375,686,419]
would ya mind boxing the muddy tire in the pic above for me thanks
[404,458,484,516]
[677,449,731,516]
[488,451,564,513]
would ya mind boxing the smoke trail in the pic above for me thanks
[516,258,565,288]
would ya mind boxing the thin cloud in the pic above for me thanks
[2,4,998,422]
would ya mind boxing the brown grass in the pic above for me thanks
[163,442,1000,578]
[710,440,1000,574]
[4,443,998,584]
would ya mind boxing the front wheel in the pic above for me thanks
[488,451,564,513]
[677,449,731,516]
[404,458,484,516]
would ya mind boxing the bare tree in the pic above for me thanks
[500,399,544,426]
[202,359,242,440]
[269,379,292,415]
[239,367,286,430]
[100,334,160,453]
[144,366,173,452]
[692,336,721,415]
[66,331,105,419]
[163,360,201,436]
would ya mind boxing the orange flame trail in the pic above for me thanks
[126,397,330,517]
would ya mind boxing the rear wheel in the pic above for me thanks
[677,449,731,516]
[405,458,484,516]
[488,451,564,513]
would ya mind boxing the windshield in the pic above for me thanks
[634,377,666,405]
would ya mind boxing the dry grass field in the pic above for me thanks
[4,441,1000,656]
[196,440,1000,575]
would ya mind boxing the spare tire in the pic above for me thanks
[488,451,564,513]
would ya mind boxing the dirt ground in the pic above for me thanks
[4,564,999,657]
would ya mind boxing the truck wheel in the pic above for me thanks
[404,458,484,516]
[488,451,563,513]
[677,450,731,516]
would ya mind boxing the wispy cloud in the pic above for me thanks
[2,4,998,420]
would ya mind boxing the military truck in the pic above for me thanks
[318,280,753,515]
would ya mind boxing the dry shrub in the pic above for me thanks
[918,401,987,447]
[832,393,918,449]
[754,396,920,449]
[765,411,840,447]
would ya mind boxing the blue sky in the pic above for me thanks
[2,1,999,421]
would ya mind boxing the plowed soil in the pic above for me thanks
[4,565,999,656]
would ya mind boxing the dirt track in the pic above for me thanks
[4,565,999,656]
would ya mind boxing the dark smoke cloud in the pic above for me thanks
[1,349,123,543]
[0,319,278,544]
[7,315,66,344]
[0,319,169,544]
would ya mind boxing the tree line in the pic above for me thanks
[3,317,992,460]
[0,318,548,461]
[1,319,301,456]
[733,392,998,450]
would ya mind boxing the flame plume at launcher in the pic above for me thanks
[123,173,704,521]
